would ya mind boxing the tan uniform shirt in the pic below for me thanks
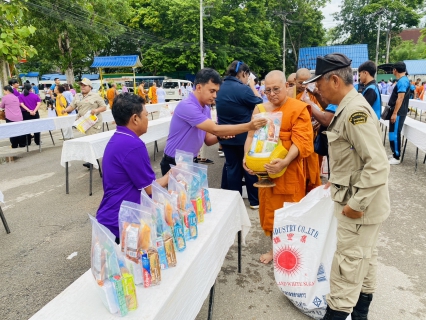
[69,91,106,135]
[326,88,390,224]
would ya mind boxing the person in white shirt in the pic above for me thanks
[157,84,166,103]
[180,84,187,98]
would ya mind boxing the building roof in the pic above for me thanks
[404,60,426,75]
[40,74,67,80]
[19,72,40,78]
[81,74,100,80]
[90,55,143,68]
[399,28,425,43]
[298,44,369,70]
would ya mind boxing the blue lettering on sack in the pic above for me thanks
[273,224,319,239]
[313,296,322,307]
[317,263,327,282]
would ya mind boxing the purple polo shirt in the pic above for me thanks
[164,93,211,157]
[96,126,156,238]
[18,93,41,111]
[0,94,23,122]
[13,88,20,97]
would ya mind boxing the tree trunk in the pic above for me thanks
[65,66,74,85]
[0,59,10,98]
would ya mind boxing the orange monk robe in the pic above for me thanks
[106,88,116,109]
[137,86,146,100]
[296,91,323,192]
[259,98,314,236]
[148,86,158,104]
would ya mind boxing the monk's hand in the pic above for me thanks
[264,158,288,175]
[341,204,364,219]
[243,158,255,175]
[250,117,268,130]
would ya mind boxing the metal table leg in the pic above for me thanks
[423,154,426,164]
[154,141,158,161]
[238,230,242,273]
[49,130,55,145]
[401,139,408,163]
[61,129,65,140]
[415,148,419,172]
[383,127,387,146]
[89,163,93,196]
[106,123,109,131]
[207,284,216,320]
[0,206,11,234]
[96,159,103,178]
[66,162,69,194]
[26,135,29,152]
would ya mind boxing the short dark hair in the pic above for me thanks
[225,60,250,77]
[358,60,376,77]
[194,68,222,87]
[112,92,145,126]
[3,85,14,93]
[54,78,60,81]
[57,85,65,93]
[8,79,18,85]
[393,61,406,73]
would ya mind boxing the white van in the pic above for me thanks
[162,79,193,101]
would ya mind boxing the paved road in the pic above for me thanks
[0,112,425,320]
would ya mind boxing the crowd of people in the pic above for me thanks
[0,56,420,319]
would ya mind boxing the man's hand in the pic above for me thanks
[250,117,268,130]
[341,204,364,219]
[324,181,331,189]
[91,109,98,115]
[264,158,288,175]
[390,113,397,124]
[242,158,255,175]
[61,109,67,115]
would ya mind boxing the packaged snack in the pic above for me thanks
[248,112,282,157]
[89,215,130,316]
[152,181,186,252]
[170,166,205,223]
[143,188,176,268]
[119,261,138,310]
[118,202,144,263]
[181,163,212,214]
[168,174,198,241]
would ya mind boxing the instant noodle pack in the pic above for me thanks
[89,150,212,316]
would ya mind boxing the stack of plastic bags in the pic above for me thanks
[90,149,214,315]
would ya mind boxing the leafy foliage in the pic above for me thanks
[390,29,426,61]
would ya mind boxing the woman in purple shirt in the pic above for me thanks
[0,86,26,148]
[96,93,169,243]
[19,83,42,145]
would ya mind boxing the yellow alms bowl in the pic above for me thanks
[246,141,289,179]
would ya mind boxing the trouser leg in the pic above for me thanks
[221,145,243,195]
[389,115,406,160]
[327,221,381,314]
[160,155,176,176]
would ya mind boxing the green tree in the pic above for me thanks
[332,0,422,64]
[23,0,131,83]
[0,1,37,88]
[390,29,426,61]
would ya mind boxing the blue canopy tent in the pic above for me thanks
[90,55,143,97]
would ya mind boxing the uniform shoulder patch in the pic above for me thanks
[349,111,368,125]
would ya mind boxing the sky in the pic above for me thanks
[321,0,341,29]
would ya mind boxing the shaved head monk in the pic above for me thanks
[286,72,297,98]
[243,70,314,264]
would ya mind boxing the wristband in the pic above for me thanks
[216,136,223,141]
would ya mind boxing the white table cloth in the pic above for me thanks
[0,118,55,140]
[61,116,172,169]
[381,94,426,112]
[29,188,251,320]
[0,190,4,204]
[402,117,426,153]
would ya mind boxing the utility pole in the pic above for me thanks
[200,0,204,69]
[273,10,296,75]
[375,9,385,66]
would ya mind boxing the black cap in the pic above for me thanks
[303,53,352,84]
[393,61,406,73]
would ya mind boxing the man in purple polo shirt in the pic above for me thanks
[160,68,267,175]
[96,93,169,242]
[8,79,20,97]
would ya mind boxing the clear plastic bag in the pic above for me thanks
[89,215,130,316]
[175,149,194,164]
[168,174,198,240]
[152,181,186,252]
[249,111,282,157]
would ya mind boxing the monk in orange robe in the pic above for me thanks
[137,82,147,101]
[243,70,314,264]
[286,72,296,98]
[295,68,323,192]
[106,83,117,109]
[148,82,158,104]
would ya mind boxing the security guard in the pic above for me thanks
[304,54,390,320]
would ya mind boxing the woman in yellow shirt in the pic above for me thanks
[54,86,68,117]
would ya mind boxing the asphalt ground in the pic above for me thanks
[0,107,425,320]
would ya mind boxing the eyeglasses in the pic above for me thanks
[288,83,295,87]
[264,87,282,95]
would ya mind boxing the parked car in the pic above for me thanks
[162,79,193,101]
